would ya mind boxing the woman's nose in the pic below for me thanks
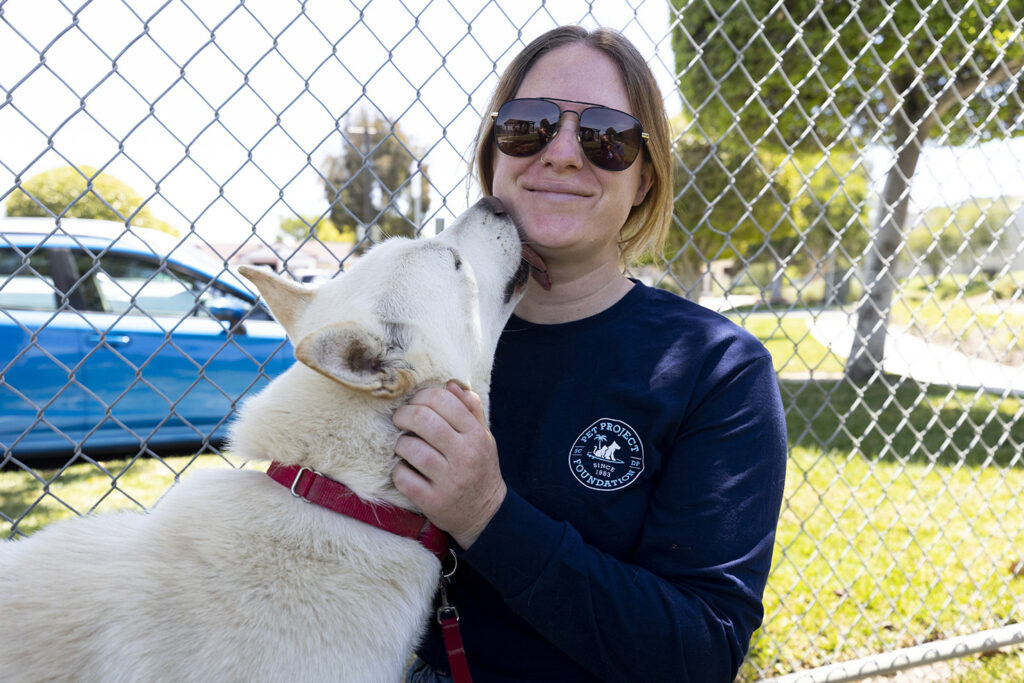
[540,111,585,169]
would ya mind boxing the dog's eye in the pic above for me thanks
[451,250,462,270]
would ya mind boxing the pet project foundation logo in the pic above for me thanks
[568,418,644,491]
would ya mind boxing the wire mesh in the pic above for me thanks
[1,1,1023,680]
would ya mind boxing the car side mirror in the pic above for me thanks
[208,297,248,333]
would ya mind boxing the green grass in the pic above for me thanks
[781,377,1023,468]
[736,377,1024,680]
[964,649,1024,681]
[734,307,1024,679]
[892,292,1024,366]
[734,314,847,376]
[742,444,1024,679]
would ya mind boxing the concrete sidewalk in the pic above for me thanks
[806,310,1024,397]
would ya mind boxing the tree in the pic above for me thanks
[783,150,871,305]
[672,1,1024,382]
[321,111,431,245]
[279,214,356,244]
[667,123,868,306]
[665,128,792,300]
[6,165,177,235]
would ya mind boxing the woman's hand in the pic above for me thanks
[392,381,507,550]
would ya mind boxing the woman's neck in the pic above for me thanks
[513,262,634,324]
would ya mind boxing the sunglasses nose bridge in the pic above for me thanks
[539,106,579,138]
[543,109,588,163]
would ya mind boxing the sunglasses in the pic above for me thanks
[490,97,649,172]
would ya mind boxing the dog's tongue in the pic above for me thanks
[521,244,551,290]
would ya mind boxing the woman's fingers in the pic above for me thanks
[391,381,506,549]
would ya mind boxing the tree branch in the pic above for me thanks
[934,54,1024,120]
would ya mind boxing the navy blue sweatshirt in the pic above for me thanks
[417,282,787,682]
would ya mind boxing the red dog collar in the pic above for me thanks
[266,461,450,560]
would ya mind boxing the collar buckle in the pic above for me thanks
[288,465,319,501]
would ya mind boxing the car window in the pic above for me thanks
[71,250,251,319]
[0,247,57,311]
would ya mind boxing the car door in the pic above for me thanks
[0,243,95,454]
[69,247,292,452]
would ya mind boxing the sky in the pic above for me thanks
[2,0,1023,247]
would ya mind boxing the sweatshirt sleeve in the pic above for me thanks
[461,354,787,682]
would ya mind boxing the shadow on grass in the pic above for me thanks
[780,375,1023,468]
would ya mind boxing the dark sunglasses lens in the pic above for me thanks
[578,108,644,171]
[493,100,561,158]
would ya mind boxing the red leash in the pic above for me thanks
[267,462,473,682]
[437,556,472,683]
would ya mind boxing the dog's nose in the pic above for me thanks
[478,196,506,216]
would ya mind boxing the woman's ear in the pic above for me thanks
[633,160,654,206]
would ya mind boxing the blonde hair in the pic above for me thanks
[474,25,673,265]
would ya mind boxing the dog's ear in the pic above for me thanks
[295,321,418,398]
[238,265,314,336]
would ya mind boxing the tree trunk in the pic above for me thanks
[845,114,928,384]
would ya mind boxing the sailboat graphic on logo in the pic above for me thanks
[588,434,625,464]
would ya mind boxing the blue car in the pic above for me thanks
[0,218,294,459]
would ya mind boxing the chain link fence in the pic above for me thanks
[2,1,1023,680]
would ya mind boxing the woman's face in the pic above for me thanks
[491,43,653,272]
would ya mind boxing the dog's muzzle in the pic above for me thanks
[477,196,550,292]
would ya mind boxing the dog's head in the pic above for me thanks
[239,198,539,406]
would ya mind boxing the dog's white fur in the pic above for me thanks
[0,199,528,682]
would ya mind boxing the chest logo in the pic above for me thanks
[568,418,645,492]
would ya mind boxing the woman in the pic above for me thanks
[394,25,787,682]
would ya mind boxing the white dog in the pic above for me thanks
[0,198,544,682]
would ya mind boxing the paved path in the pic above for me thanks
[806,310,1024,396]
